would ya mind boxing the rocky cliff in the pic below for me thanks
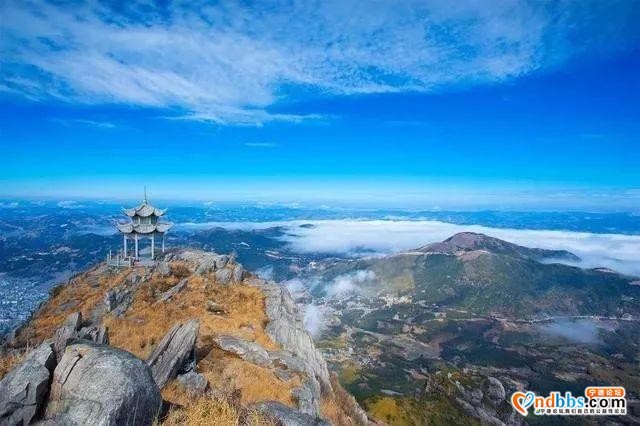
[0,249,368,425]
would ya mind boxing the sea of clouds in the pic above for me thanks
[184,219,640,277]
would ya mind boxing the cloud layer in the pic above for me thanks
[2,0,637,124]
[282,219,640,276]
[193,219,640,276]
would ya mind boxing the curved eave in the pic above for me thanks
[116,222,172,234]
[116,223,133,233]
[123,208,136,217]
[156,222,172,233]
[122,204,166,218]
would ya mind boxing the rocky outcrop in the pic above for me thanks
[485,376,506,407]
[423,371,521,426]
[156,278,188,303]
[146,320,199,388]
[0,342,56,425]
[251,401,330,426]
[43,342,161,425]
[215,335,271,367]
[53,312,108,361]
[261,283,332,392]
[214,279,332,416]
[155,261,171,277]
[104,286,135,317]
[173,250,244,284]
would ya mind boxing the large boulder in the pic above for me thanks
[0,342,56,425]
[42,342,161,426]
[146,320,199,388]
[175,250,229,275]
[251,401,330,426]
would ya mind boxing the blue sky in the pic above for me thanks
[1,0,639,210]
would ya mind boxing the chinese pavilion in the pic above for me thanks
[114,191,172,261]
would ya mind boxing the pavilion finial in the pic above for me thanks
[143,186,147,204]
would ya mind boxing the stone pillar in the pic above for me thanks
[151,233,155,259]
[134,234,139,259]
[123,234,127,256]
[162,234,165,253]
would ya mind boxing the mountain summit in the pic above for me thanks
[416,231,580,262]
[0,249,368,425]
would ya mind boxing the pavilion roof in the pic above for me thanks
[122,201,167,218]
[116,222,172,234]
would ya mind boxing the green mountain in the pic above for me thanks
[312,232,639,319]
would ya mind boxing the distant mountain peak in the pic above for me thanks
[416,232,580,262]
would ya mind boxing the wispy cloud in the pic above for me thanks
[1,0,637,125]
[244,142,278,148]
[51,118,117,129]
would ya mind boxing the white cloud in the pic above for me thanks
[1,0,635,125]
[303,303,329,337]
[325,270,376,298]
[56,200,85,209]
[189,219,640,276]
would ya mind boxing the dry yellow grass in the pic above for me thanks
[99,264,299,410]
[197,348,300,407]
[162,394,276,426]
[14,266,132,347]
[104,271,278,359]
[0,347,28,380]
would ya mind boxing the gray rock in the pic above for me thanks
[156,261,171,277]
[176,250,222,275]
[232,264,245,283]
[262,285,331,400]
[469,387,483,406]
[292,379,321,415]
[53,313,111,360]
[213,255,229,269]
[146,320,199,388]
[205,300,226,314]
[274,369,295,382]
[65,312,83,330]
[53,312,83,360]
[43,342,161,426]
[78,325,110,345]
[0,342,56,425]
[156,278,188,303]
[125,270,146,285]
[250,401,329,426]
[214,268,233,285]
[104,286,134,317]
[485,377,506,407]
[214,335,271,367]
[176,371,208,396]
[269,351,307,375]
